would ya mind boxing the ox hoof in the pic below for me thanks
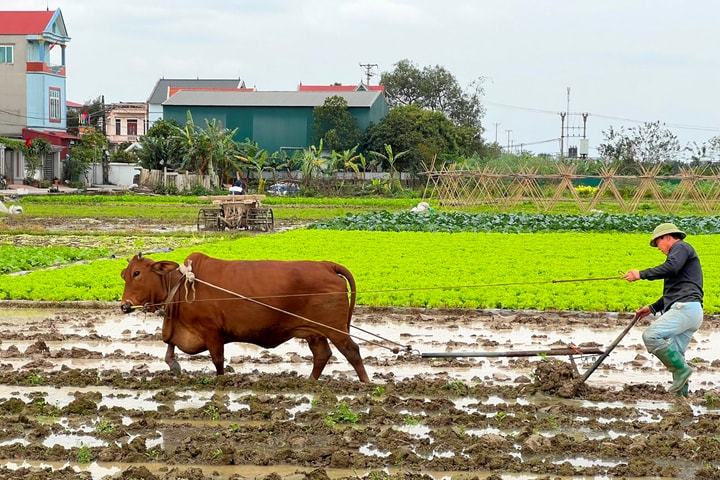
[225,365,234,374]
[168,361,181,375]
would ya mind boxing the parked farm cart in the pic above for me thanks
[197,195,274,232]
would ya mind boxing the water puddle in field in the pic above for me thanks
[0,305,719,479]
[3,305,720,392]
[5,460,637,480]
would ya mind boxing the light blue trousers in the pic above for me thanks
[642,301,703,356]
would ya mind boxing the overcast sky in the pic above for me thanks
[7,0,720,155]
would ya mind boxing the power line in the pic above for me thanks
[486,100,720,133]
[520,138,560,147]
[590,114,720,132]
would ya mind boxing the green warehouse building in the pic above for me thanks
[162,90,389,154]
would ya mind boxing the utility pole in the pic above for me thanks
[100,95,106,137]
[559,86,590,159]
[559,112,566,159]
[359,63,379,86]
[505,129,512,153]
[493,122,501,143]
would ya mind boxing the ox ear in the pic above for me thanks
[151,261,180,275]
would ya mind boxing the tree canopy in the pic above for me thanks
[598,121,681,166]
[136,119,186,171]
[65,127,108,183]
[311,96,363,152]
[362,104,469,173]
[381,59,486,134]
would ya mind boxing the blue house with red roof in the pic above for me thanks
[0,8,74,184]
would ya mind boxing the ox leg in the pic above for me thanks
[164,344,181,375]
[307,337,333,380]
[206,341,226,376]
[329,335,370,383]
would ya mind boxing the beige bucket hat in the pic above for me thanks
[650,222,686,247]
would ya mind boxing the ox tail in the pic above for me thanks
[333,263,357,328]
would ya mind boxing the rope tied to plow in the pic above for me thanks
[178,260,197,303]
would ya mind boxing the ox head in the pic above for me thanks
[120,252,181,314]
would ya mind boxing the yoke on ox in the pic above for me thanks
[120,252,370,382]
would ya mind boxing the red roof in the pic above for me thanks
[0,11,55,35]
[299,84,385,93]
[66,100,83,108]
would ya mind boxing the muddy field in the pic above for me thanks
[0,304,718,480]
[1,211,720,479]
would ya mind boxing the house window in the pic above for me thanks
[127,119,138,136]
[0,45,12,64]
[49,88,61,122]
[115,119,121,136]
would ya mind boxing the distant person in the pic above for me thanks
[622,223,703,397]
[229,179,244,195]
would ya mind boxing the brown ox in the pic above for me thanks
[120,252,370,382]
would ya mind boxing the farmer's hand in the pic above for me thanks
[623,270,641,282]
[635,305,652,320]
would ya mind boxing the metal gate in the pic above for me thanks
[43,152,55,180]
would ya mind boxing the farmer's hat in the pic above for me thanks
[650,223,686,247]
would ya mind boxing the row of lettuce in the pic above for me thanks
[309,212,720,234]
[1,229,718,314]
[0,245,109,275]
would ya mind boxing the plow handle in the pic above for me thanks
[580,314,641,383]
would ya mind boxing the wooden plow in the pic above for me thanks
[421,314,640,391]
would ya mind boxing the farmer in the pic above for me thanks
[229,178,244,195]
[622,223,703,397]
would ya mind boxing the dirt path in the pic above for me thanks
[0,304,718,479]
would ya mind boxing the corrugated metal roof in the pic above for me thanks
[163,90,383,108]
[147,78,243,103]
[0,10,55,35]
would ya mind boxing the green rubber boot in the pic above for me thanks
[652,344,692,393]
[676,381,689,398]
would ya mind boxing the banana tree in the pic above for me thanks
[169,112,239,187]
[332,145,363,181]
[369,144,409,193]
[234,149,272,193]
[299,140,325,190]
[204,118,240,185]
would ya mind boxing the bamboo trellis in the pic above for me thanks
[423,164,720,213]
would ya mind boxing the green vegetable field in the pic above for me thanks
[2,228,718,314]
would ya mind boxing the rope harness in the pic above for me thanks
[136,264,625,355]
[167,260,408,353]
